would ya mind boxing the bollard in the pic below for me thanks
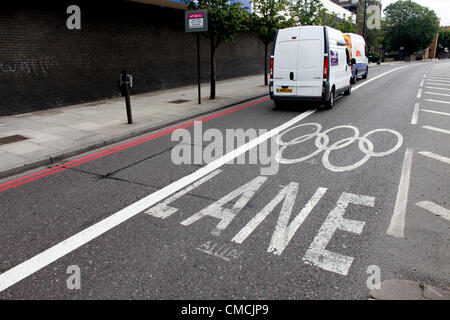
[120,70,133,124]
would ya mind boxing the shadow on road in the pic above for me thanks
[271,100,325,113]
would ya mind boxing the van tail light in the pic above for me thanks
[270,57,274,79]
[323,56,329,79]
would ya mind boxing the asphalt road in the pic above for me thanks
[0,61,449,299]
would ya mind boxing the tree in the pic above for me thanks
[384,0,439,55]
[250,0,288,85]
[335,14,358,34]
[354,3,384,56]
[185,1,249,99]
[288,0,326,26]
[437,29,450,58]
[287,0,352,31]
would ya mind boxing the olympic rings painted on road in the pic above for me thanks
[275,123,403,172]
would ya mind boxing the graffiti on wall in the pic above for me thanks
[0,55,58,77]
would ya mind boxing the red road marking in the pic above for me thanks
[0,96,270,192]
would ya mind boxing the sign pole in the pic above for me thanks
[185,9,208,105]
[197,33,201,104]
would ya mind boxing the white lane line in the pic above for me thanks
[425,76,450,80]
[422,126,450,135]
[352,66,408,91]
[421,109,450,117]
[417,88,422,98]
[425,82,450,86]
[387,148,414,238]
[0,66,408,293]
[418,151,450,165]
[424,91,450,97]
[425,99,450,105]
[425,79,450,83]
[416,201,450,222]
[411,103,420,125]
[145,169,222,219]
[419,79,425,87]
[425,86,450,91]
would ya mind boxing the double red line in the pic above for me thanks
[0,96,269,192]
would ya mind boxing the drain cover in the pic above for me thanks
[169,99,190,104]
[0,134,29,146]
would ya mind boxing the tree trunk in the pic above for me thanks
[210,34,216,100]
[264,42,268,86]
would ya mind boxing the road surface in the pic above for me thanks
[0,61,449,299]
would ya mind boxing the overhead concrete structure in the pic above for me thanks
[320,0,356,22]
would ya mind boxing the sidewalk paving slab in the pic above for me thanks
[0,74,268,179]
[369,279,450,300]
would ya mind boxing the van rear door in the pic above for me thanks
[295,27,324,97]
[273,28,300,96]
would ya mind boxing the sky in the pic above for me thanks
[381,0,450,26]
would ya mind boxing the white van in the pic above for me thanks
[270,26,354,109]
[343,33,369,84]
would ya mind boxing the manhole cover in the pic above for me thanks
[0,134,29,146]
[169,99,190,104]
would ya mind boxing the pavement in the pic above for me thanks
[369,279,450,300]
[0,60,449,299]
[0,74,268,179]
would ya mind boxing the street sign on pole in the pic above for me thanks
[185,10,208,33]
[185,10,208,105]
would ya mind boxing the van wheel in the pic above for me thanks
[324,88,334,109]
[344,82,351,96]
[362,68,368,79]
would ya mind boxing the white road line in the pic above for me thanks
[145,169,222,219]
[417,88,422,98]
[421,109,450,117]
[425,99,450,105]
[425,82,450,87]
[425,86,450,91]
[422,126,450,135]
[425,79,450,83]
[425,76,450,80]
[418,151,450,165]
[424,91,450,97]
[419,79,424,87]
[387,148,413,238]
[416,201,450,222]
[0,66,409,293]
[411,103,420,125]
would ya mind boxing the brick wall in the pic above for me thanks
[0,1,266,116]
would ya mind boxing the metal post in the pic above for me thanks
[362,0,368,39]
[121,71,133,124]
[197,33,201,104]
